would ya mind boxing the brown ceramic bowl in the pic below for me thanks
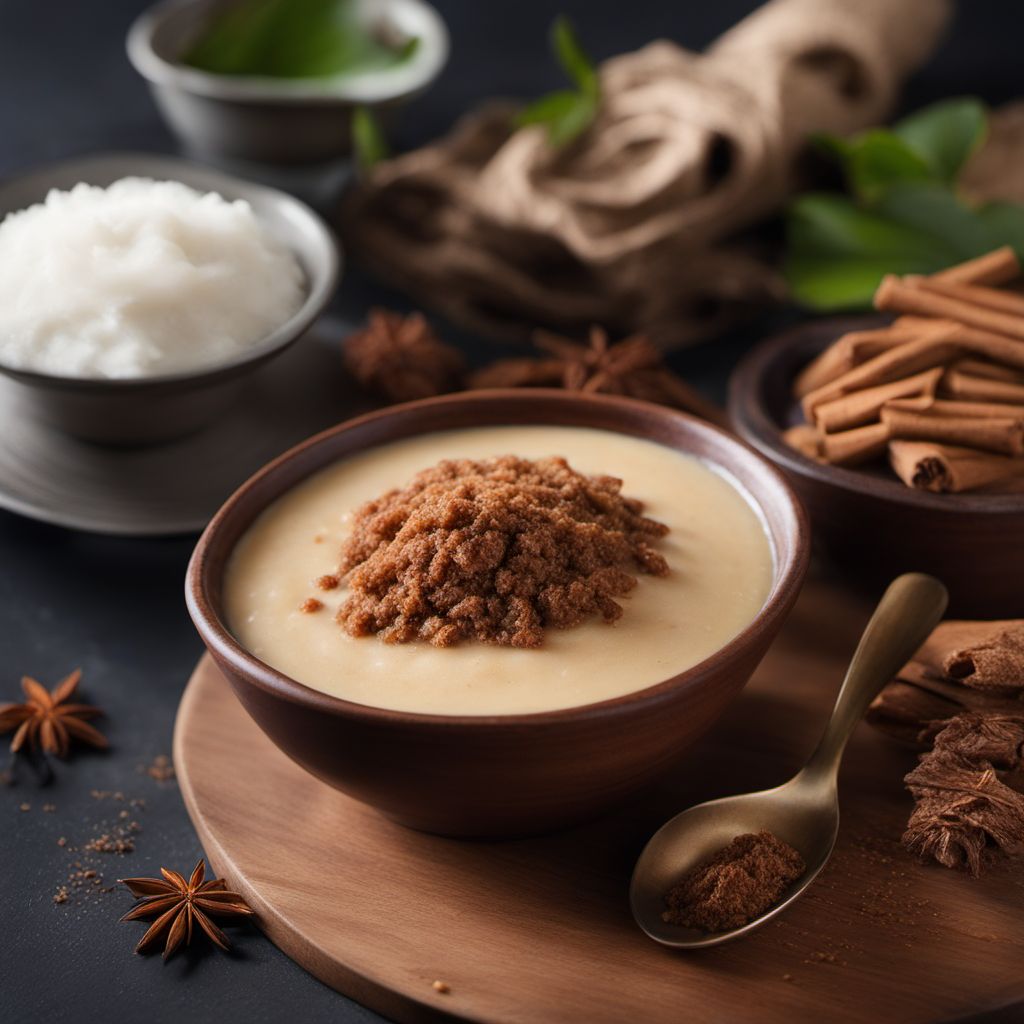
[185,390,809,838]
[729,316,1024,618]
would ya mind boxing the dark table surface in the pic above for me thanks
[0,2,1020,1022]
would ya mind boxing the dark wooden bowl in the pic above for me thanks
[185,390,809,838]
[729,317,1024,617]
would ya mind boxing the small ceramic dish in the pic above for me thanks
[729,317,1024,617]
[127,0,450,165]
[186,390,809,839]
[0,152,340,445]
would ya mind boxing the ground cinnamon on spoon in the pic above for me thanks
[662,830,805,932]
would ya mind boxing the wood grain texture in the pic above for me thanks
[175,578,1024,1024]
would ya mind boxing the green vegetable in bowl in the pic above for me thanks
[184,0,419,79]
[785,98,1024,311]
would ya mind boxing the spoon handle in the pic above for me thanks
[803,573,948,784]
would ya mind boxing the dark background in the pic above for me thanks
[0,2,1020,1022]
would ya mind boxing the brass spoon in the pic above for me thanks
[630,572,948,948]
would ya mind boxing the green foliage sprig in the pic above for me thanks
[785,98,1024,310]
[516,16,600,146]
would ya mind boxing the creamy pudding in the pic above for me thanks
[224,425,773,715]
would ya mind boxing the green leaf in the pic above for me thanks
[351,105,389,172]
[551,16,597,98]
[810,132,853,164]
[843,132,934,203]
[516,15,600,146]
[517,91,597,146]
[874,183,999,257]
[784,193,955,309]
[786,257,925,311]
[184,0,419,80]
[892,98,987,183]
[975,201,1024,259]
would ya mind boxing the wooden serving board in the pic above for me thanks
[174,579,1024,1024]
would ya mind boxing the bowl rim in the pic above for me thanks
[185,389,810,728]
[0,151,341,391]
[127,0,451,106]
[729,316,1024,514]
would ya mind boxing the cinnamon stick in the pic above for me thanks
[875,275,1024,342]
[884,395,1024,423]
[782,424,822,459]
[938,322,1024,371]
[820,421,890,466]
[942,368,1024,404]
[800,324,959,420]
[915,277,1024,319]
[929,245,1020,287]
[813,367,942,433]
[793,325,919,397]
[880,404,1024,455]
[952,358,1024,384]
[888,440,1024,492]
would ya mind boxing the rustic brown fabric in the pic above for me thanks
[345,0,950,349]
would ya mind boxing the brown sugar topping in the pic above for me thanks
[299,598,324,614]
[335,455,670,648]
[662,830,806,932]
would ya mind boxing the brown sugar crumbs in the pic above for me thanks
[299,597,324,614]
[662,830,806,932]
[334,455,670,648]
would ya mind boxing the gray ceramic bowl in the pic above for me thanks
[0,152,340,445]
[127,0,450,165]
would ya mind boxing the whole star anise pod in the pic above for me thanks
[0,669,106,757]
[469,325,729,428]
[120,859,255,960]
[343,308,466,403]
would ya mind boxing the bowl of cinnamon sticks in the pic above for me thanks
[730,246,1024,617]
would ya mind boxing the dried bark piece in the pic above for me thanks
[941,622,1024,692]
[903,714,1024,875]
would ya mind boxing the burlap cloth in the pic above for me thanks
[344,0,951,349]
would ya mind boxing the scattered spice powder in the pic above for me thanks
[335,455,670,648]
[142,754,175,783]
[662,830,806,932]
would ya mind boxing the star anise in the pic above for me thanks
[469,325,729,428]
[0,669,106,757]
[120,859,255,960]
[343,308,466,403]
